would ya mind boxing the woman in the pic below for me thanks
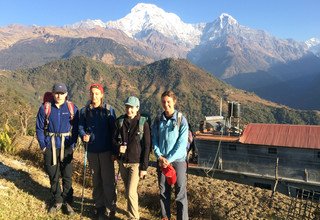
[113,96,151,220]
[152,90,189,220]
[78,83,117,219]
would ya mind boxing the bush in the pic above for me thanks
[0,128,15,153]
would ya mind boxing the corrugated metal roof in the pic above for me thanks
[239,123,320,149]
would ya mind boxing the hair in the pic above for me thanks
[161,90,177,102]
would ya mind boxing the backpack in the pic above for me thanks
[83,102,114,135]
[155,111,183,130]
[84,101,112,120]
[117,114,149,141]
[42,91,75,132]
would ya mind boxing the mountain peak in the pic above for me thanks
[66,19,106,29]
[106,3,202,46]
[218,13,238,28]
[305,37,320,48]
[130,3,164,14]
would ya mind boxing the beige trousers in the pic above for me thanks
[119,162,140,220]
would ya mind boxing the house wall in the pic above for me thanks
[195,139,320,183]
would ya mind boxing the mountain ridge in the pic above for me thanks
[1,57,319,128]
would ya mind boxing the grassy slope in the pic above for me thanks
[0,136,303,220]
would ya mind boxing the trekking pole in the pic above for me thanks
[80,142,88,220]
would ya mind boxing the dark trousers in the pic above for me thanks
[44,147,74,204]
[87,151,116,212]
[157,161,189,220]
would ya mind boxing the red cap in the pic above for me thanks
[90,83,104,93]
[162,164,177,185]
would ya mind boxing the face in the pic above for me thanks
[125,105,139,119]
[53,92,68,105]
[90,88,103,106]
[161,96,176,116]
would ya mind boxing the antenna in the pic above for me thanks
[219,98,222,116]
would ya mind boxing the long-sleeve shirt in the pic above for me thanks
[113,114,151,171]
[152,110,189,163]
[36,101,79,150]
[78,103,116,153]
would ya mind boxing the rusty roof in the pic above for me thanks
[195,133,240,142]
[239,123,320,149]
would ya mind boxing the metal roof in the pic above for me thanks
[195,133,239,142]
[239,123,320,149]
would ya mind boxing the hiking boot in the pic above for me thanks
[106,210,116,219]
[48,202,62,213]
[64,203,75,215]
[95,207,106,220]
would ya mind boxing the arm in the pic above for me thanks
[166,117,188,163]
[78,108,87,139]
[140,121,151,171]
[152,117,162,159]
[35,105,46,150]
[69,105,79,148]
[108,109,117,155]
[110,116,120,156]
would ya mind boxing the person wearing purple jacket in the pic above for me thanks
[36,82,79,215]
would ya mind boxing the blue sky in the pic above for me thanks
[0,0,319,41]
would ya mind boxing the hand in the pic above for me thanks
[83,134,90,143]
[140,170,147,179]
[119,145,127,154]
[159,156,169,168]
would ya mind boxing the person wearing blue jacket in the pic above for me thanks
[78,83,117,219]
[36,82,79,215]
[152,90,189,220]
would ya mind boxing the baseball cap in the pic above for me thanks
[52,83,67,93]
[162,164,177,185]
[125,96,140,107]
[90,83,104,93]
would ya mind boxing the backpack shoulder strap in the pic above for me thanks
[103,103,112,116]
[43,102,52,131]
[177,111,183,129]
[66,101,75,120]
[44,102,52,118]
[116,115,126,129]
[138,116,147,140]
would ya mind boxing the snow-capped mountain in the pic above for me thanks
[305,37,320,48]
[106,3,204,47]
[306,37,320,57]
[66,19,106,29]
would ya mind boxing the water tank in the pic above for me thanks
[227,102,241,118]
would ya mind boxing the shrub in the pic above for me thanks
[0,128,15,153]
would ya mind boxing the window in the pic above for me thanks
[317,151,320,158]
[228,144,237,151]
[268,147,277,154]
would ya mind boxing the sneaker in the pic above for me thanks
[64,203,75,215]
[48,202,62,213]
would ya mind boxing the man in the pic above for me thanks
[78,83,117,219]
[152,90,189,220]
[36,82,78,215]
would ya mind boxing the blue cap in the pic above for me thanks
[52,83,67,93]
[125,96,140,107]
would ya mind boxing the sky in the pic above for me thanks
[0,0,319,41]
